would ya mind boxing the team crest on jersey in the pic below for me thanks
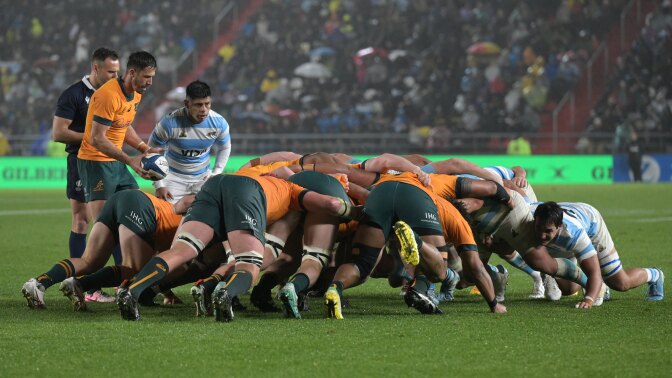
[179,129,187,138]
[93,180,104,192]
[85,96,90,104]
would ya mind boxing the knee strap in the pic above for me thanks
[234,251,264,267]
[175,232,205,254]
[265,233,286,259]
[302,246,331,267]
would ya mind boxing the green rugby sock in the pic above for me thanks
[412,275,430,294]
[78,266,122,291]
[219,271,253,298]
[200,273,224,294]
[37,259,75,289]
[129,257,169,300]
[290,273,310,294]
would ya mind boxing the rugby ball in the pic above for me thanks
[141,153,169,181]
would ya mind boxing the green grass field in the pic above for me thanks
[1,184,671,377]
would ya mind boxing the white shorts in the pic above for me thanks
[523,184,538,203]
[590,209,620,278]
[494,191,538,256]
[158,172,210,203]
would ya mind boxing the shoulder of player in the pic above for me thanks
[59,80,92,100]
[206,110,229,127]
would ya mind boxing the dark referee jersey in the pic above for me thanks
[54,76,95,154]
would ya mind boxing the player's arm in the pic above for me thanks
[456,177,513,207]
[242,151,302,169]
[511,166,528,188]
[211,141,231,175]
[576,254,602,309]
[52,116,83,144]
[89,121,150,179]
[363,153,430,185]
[172,194,196,215]
[125,126,160,154]
[570,232,602,309]
[425,158,503,184]
[459,248,506,313]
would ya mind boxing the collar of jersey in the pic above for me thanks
[117,77,135,101]
[81,75,95,91]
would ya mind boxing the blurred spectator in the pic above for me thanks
[507,134,532,155]
[585,0,672,153]
[0,129,11,155]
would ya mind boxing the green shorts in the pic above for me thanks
[287,171,349,202]
[96,190,157,247]
[77,159,138,202]
[183,175,267,244]
[362,181,442,240]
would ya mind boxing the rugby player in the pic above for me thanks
[21,190,192,310]
[148,80,231,203]
[532,201,664,302]
[116,173,359,321]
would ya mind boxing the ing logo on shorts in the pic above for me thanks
[242,213,258,228]
[93,180,104,192]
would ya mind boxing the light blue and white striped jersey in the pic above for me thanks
[458,166,515,181]
[528,202,598,262]
[149,107,231,176]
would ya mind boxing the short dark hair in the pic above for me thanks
[446,197,474,226]
[91,47,119,64]
[186,80,211,99]
[533,201,563,227]
[126,51,157,71]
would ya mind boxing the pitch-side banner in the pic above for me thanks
[0,155,613,189]
[613,154,672,183]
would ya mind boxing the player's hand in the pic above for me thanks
[491,303,507,314]
[416,170,431,187]
[129,155,152,180]
[575,298,594,309]
[146,147,165,155]
[513,176,528,189]
[156,187,174,201]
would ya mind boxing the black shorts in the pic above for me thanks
[183,175,267,244]
[66,153,85,202]
[361,181,443,240]
[96,190,157,247]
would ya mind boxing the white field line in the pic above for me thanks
[634,216,672,223]
[0,208,70,216]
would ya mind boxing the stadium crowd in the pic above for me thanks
[578,0,672,154]
[196,0,629,145]
[0,0,234,142]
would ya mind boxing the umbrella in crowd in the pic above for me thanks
[467,41,501,55]
[294,62,332,79]
[310,46,336,59]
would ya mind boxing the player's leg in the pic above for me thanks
[213,230,265,322]
[325,224,385,319]
[500,250,544,299]
[280,212,339,319]
[67,154,89,258]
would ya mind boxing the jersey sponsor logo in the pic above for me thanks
[93,180,104,192]
[425,212,437,221]
[242,213,258,228]
[181,149,206,157]
[207,131,217,138]
[125,210,144,229]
